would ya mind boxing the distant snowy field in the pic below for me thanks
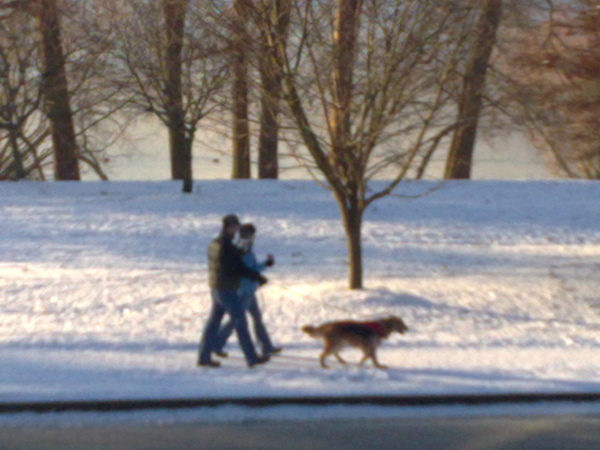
[1,180,599,410]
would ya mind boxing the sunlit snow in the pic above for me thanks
[1,180,599,409]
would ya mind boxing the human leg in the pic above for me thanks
[220,291,267,366]
[247,295,281,355]
[197,290,227,366]
[214,319,235,355]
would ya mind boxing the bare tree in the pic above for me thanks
[163,0,192,191]
[0,13,50,180]
[254,0,290,179]
[59,0,139,181]
[38,0,80,180]
[256,0,473,288]
[444,0,503,179]
[231,0,251,179]
[1,0,80,180]
[105,0,229,190]
[496,0,600,178]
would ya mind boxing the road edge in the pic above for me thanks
[2,392,600,414]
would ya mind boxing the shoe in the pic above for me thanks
[267,347,283,356]
[213,351,228,358]
[248,355,270,368]
[198,360,221,368]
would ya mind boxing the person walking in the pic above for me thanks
[197,214,270,368]
[213,223,282,358]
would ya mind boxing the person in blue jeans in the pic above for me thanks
[197,215,270,368]
[214,223,282,359]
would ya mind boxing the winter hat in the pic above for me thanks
[239,223,256,239]
[222,214,240,228]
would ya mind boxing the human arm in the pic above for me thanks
[222,240,268,284]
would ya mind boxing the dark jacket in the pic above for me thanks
[208,232,265,290]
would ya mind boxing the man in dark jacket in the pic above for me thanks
[198,214,270,368]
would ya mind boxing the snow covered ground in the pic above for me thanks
[1,180,600,423]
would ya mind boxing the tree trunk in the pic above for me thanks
[339,199,363,290]
[181,135,193,193]
[330,0,361,175]
[331,0,363,289]
[163,0,192,192]
[258,57,280,179]
[8,126,27,179]
[444,0,502,179]
[39,0,80,181]
[231,0,250,179]
[256,0,290,180]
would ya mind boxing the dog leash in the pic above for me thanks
[269,281,355,315]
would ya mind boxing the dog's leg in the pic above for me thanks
[320,338,346,368]
[334,353,347,365]
[369,348,388,369]
[359,339,388,369]
[320,339,336,368]
[357,339,372,366]
[371,356,388,369]
[358,350,369,366]
[359,352,387,369]
[319,350,330,368]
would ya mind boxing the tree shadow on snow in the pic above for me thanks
[381,366,600,394]
[360,288,599,328]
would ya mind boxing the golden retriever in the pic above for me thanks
[301,316,408,369]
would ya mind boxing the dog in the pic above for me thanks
[301,316,408,369]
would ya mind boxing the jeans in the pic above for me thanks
[198,289,260,365]
[214,294,275,355]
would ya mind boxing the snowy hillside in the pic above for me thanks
[1,180,599,403]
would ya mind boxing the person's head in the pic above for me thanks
[221,214,240,237]
[239,223,256,240]
[238,223,256,251]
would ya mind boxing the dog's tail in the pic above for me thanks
[301,325,322,338]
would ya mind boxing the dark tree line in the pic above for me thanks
[2,0,597,185]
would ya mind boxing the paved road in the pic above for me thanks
[2,414,599,450]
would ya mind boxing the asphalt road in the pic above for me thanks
[2,414,600,450]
